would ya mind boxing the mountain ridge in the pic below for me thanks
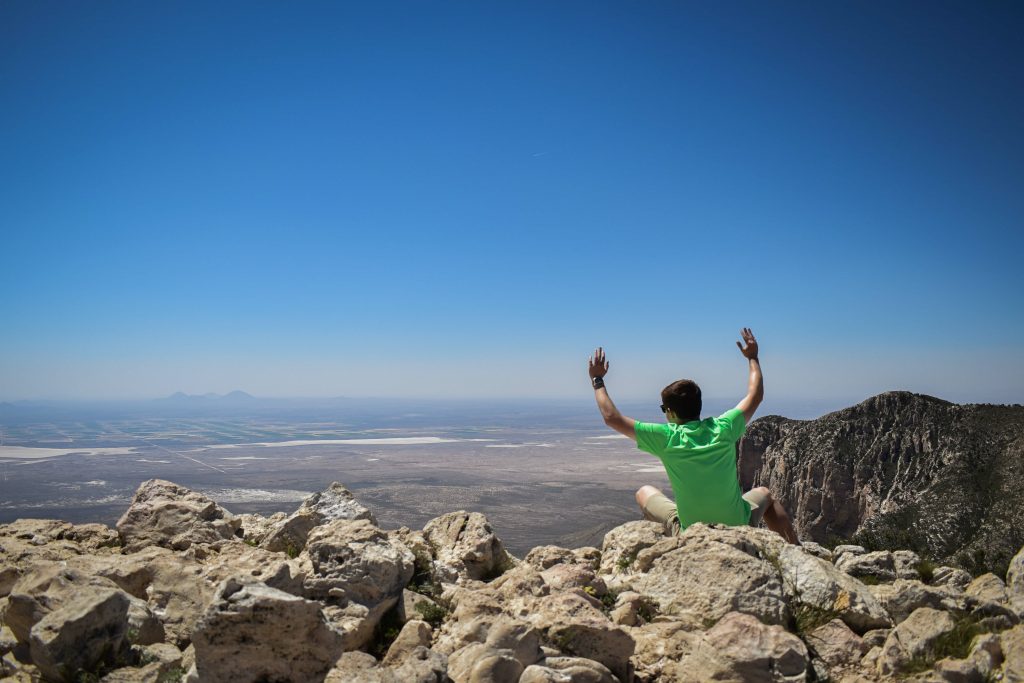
[740,390,1024,576]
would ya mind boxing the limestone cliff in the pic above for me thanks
[739,391,1024,576]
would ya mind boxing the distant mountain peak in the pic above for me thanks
[222,390,256,401]
[159,391,256,402]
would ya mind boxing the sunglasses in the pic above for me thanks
[660,404,668,413]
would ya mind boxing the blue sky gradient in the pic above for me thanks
[2,1,1022,404]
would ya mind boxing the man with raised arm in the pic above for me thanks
[588,328,799,544]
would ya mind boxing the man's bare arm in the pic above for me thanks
[589,347,637,441]
[733,328,763,424]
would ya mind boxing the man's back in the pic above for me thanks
[634,408,749,529]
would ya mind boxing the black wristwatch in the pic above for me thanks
[592,377,605,389]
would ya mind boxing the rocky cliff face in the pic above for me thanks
[739,391,1024,577]
[2,478,1024,682]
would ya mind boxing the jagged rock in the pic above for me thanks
[1000,623,1024,681]
[423,511,511,583]
[140,552,210,646]
[190,578,342,683]
[1008,545,1024,611]
[116,479,240,552]
[635,526,787,629]
[438,615,541,681]
[862,628,890,648]
[520,656,618,683]
[835,550,897,582]
[634,536,686,573]
[303,519,414,605]
[966,573,1010,605]
[200,540,306,597]
[29,586,131,682]
[235,511,287,545]
[800,541,832,561]
[261,482,377,554]
[67,546,171,600]
[528,591,633,682]
[384,619,432,664]
[126,595,165,645]
[325,651,393,683]
[868,579,965,624]
[670,611,809,682]
[101,642,184,682]
[833,545,867,559]
[434,613,542,670]
[775,544,891,633]
[804,618,867,669]
[5,563,125,645]
[0,623,16,655]
[0,520,121,597]
[629,621,700,681]
[540,563,606,596]
[969,632,1004,680]
[525,545,578,570]
[301,519,413,649]
[390,527,434,566]
[598,521,664,575]
[893,550,922,580]
[932,566,973,591]
[877,607,956,676]
[448,642,524,682]
[573,547,602,570]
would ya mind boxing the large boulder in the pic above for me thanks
[4,563,133,681]
[0,520,120,597]
[835,550,897,583]
[302,519,414,605]
[423,511,511,583]
[261,482,376,555]
[528,592,634,683]
[867,579,965,624]
[1001,623,1024,681]
[520,656,618,683]
[302,519,414,649]
[966,573,1011,605]
[29,588,131,681]
[116,479,240,552]
[598,521,664,576]
[671,611,809,682]
[876,606,956,676]
[635,527,788,628]
[189,578,343,683]
[803,617,867,670]
[775,543,891,633]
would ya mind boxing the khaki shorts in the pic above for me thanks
[642,488,772,536]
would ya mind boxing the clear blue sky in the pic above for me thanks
[1,1,1022,404]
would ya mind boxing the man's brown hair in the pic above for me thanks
[661,379,702,422]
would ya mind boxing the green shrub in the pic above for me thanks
[413,600,448,628]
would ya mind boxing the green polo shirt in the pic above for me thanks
[634,408,749,529]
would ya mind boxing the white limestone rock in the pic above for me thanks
[190,578,343,683]
[876,606,955,677]
[598,521,664,576]
[423,511,512,583]
[116,479,240,552]
[261,482,376,554]
[670,611,808,683]
[775,543,891,633]
[636,528,788,628]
